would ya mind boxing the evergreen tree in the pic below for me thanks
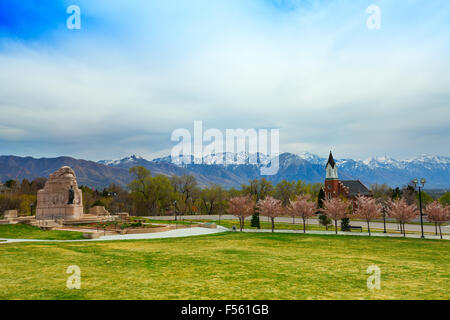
[317,188,325,209]
[318,213,332,231]
[391,187,401,200]
[251,212,260,229]
[340,217,351,232]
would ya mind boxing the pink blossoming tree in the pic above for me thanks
[288,195,316,233]
[257,196,283,232]
[425,201,449,239]
[227,195,255,232]
[322,197,349,234]
[354,196,382,236]
[387,198,418,237]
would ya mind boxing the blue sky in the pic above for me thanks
[0,0,449,161]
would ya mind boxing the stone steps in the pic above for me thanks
[62,214,118,225]
[31,220,63,229]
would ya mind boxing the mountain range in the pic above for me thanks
[1,152,448,190]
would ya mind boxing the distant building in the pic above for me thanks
[324,151,371,204]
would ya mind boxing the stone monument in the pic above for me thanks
[36,166,84,220]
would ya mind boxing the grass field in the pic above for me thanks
[0,232,448,300]
[0,224,84,240]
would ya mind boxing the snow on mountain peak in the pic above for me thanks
[297,152,325,164]
[405,154,450,164]
[362,156,401,168]
[101,152,450,171]
[99,155,145,166]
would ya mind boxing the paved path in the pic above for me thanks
[2,224,448,244]
[151,215,448,234]
[0,226,228,244]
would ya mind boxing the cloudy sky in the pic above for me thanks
[0,0,449,161]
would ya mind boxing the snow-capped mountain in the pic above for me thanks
[362,156,402,169]
[153,152,273,166]
[332,154,449,188]
[297,152,326,165]
[3,152,447,190]
[98,155,146,167]
[99,152,450,189]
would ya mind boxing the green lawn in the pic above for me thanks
[0,232,448,300]
[0,224,84,240]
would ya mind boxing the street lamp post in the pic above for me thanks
[173,200,177,222]
[413,178,426,239]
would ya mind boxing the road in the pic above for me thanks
[148,215,448,235]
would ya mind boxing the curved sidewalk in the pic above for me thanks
[1,226,448,244]
[0,226,228,244]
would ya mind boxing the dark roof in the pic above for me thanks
[326,151,336,168]
[341,180,371,197]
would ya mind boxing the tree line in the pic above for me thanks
[1,168,449,238]
[227,185,449,239]
[0,178,46,216]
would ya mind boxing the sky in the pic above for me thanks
[0,0,449,161]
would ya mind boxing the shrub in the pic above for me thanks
[340,218,351,232]
[319,214,332,230]
[250,213,260,229]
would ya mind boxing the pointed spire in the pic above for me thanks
[326,151,336,168]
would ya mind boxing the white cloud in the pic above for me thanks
[0,0,449,160]
[0,125,28,141]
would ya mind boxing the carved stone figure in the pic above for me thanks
[68,186,75,205]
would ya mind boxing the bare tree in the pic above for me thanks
[170,175,199,215]
[401,185,417,205]
[354,196,382,236]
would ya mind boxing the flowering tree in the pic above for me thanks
[354,196,382,236]
[387,198,418,236]
[425,201,449,239]
[257,196,283,232]
[288,195,316,233]
[322,197,349,234]
[227,196,255,232]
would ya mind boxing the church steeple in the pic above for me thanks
[325,151,338,180]
[326,151,336,168]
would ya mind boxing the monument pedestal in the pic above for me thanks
[36,166,84,220]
